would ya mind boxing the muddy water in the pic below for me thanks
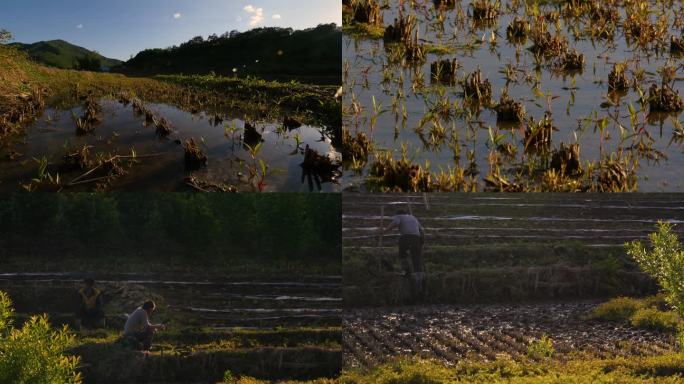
[343,1,684,191]
[0,99,341,192]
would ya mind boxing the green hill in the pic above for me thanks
[113,24,341,84]
[8,39,122,71]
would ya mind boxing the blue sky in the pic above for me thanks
[1,0,341,60]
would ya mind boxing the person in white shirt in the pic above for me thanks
[123,300,166,351]
[386,209,425,271]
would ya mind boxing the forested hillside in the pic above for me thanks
[114,24,341,84]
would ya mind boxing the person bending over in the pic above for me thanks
[77,278,104,330]
[123,300,166,351]
[385,209,426,300]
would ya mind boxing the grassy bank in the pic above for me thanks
[341,354,684,383]
[344,242,655,306]
[0,45,339,143]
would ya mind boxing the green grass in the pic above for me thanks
[341,355,684,383]
[587,297,646,321]
[0,45,339,140]
[588,295,681,333]
[9,39,122,70]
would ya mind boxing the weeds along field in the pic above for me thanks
[0,46,341,192]
[0,272,342,383]
[342,193,684,375]
[342,0,684,192]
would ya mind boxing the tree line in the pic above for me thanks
[0,194,341,264]
[113,24,341,83]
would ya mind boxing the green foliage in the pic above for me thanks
[117,25,341,84]
[0,291,81,384]
[588,297,644,321]
[8,40,121,70]
[0,29,12,44]
[75,53,102,72]
[526,335,555,359]
[630,307,680,332]
[0,194,341,271]
[626,222,684,314]
[342,354,684,383]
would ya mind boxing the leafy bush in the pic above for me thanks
[0,291,81,384]
[526,335,555,359]
[626,222,684,314]
[630,307,679,332]
[587,297,644,321]
[0,29,12,44]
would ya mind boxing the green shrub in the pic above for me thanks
[626,222,684,315]
[588,297,644,321]
[630,307,679,332]
[0,291,81,384]
[526,335,555,359]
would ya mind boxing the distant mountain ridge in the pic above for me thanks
[8,39,122,70]
[113,24,341,84]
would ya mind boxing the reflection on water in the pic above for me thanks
[343,1,684,191]
[0,98,341,192]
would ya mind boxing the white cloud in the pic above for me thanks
[272,14,281,20]
[76,24,83,29]
[243,5,264,26]
[174,13,182,19]
[236,16,243,22]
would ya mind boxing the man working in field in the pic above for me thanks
[123,300,166,351]
[77,278,105,330]
[385,208,426,300]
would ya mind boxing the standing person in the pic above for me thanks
[77,278,105,330]
[385,208,426,301]
[123,300,166,351]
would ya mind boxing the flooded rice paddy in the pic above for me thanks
[0,97,341,192]
[343,0,684,191]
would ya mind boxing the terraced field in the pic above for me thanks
[343,193,684,368]
[0,272,342,383]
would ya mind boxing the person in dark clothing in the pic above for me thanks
[385,209,426,300]
[77,278,105,330]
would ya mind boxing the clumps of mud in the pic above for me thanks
[342,129,373,161]
[384,14,417,44]
[301,145,342,190]
[506,17,529,41]
[243,122,264,147]
[430,59,459,85]
[185,175,238,192]
[608,63,630,92]
[462,68,492,104]
[648,83,684,113]
[551,142,581,176]
[597,151,637,192]
[493,90,525,123]
[74,97,101,135]
[471,0,499,21]
[369,152,431,192]
[0,90,45,140]
[184,138,208,170]
[524,114,554,153]
[347,0,383,26]
[555,49,585,71]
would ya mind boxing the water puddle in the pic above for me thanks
[343,1,684,191]
[0,98,341,192]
